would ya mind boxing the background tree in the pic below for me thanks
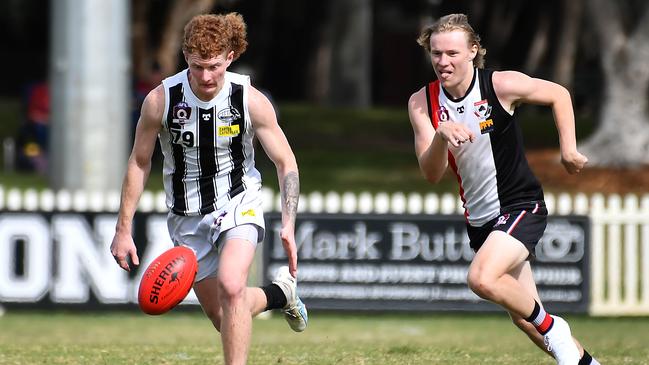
[131,0,221,81]
[580,0,649,166]
[552,0,583,89]
[312,0,373,107]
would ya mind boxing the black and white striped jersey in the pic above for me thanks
[159,70,261,216]
[425,68,543,226]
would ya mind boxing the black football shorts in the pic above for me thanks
[466,201,548,257]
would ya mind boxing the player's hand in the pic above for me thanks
[561,149,588,174]
[110,231,140,272]
[280,225,298,278]
[436,121,475,148]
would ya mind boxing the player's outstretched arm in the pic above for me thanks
[110,85,164,271]
[492,71,588,174]
[249,86,300,277]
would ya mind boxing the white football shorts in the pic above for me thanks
[166,189,265,282]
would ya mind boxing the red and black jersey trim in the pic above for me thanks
[425,80,469,219]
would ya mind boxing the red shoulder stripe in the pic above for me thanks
[426,81,441,130]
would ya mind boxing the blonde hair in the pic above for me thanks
[417,13,487,69]
[182,13,248,60]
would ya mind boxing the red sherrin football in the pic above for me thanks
[138,246,197,315]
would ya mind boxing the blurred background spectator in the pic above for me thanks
[132,62,163,139]
[16,80,49,174]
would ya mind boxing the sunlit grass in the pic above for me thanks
[0,310,644,365]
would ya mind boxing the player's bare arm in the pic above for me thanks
[282,171,299,223]
[493,71,588,174]
[249,85,300,277]
[408,87,473,183]
[110,85,164,271]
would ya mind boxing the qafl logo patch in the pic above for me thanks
[217,107,241,123]
[173,102,192,123]
[437,106,450,122]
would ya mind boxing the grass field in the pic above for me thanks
[0,310,644,364]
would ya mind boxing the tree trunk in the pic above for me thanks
[552,0,582,89]
[307,7,334,104]
[483,1,522,67]
[523,11,550,75]
[581,75,649,166]
[327,0,373,107]
[131,0,150,81]
[580,0,649,167]
[156,0,217,77]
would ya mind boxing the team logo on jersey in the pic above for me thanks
[473,99,492,119]
[173,102,192,120]
[457,106,465,114]
[437,106,450,122]
[217,106,241,123]
[494,213,510,227]
[480,119,495,134]
[218,125,240,137]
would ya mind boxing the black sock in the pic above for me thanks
[578,349,593,365]
[262,283,287,311]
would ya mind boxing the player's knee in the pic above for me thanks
[466,269,497,300]
[216,276,246,305]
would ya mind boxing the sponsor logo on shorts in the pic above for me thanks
[241,209,256,217]
[494,213,510,227]
[215,211,227,227]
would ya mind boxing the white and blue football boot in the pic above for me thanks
[272,266,308,332]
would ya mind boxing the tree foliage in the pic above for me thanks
[128,0,649,167]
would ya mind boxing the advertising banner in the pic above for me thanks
[0,212,198,308]
[263,214,590,313]
[0,211,589,313]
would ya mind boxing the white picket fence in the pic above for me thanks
[1,185,648,316]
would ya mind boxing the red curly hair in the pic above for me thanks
[182,13,248,60]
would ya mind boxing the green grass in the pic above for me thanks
[0,310,644,364]
[0,98,22,140]
[0,171,50,190]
